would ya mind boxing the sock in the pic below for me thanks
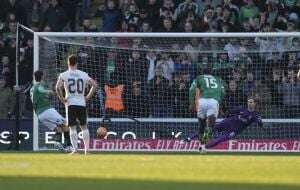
[64,132,71,146]
[69,127,78,151]
[198,118,206,143]
[53,131,62,143]
[82,128,90,152]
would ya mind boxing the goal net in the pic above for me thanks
[34,32,300,152]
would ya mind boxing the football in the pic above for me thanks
[97,127,107,138]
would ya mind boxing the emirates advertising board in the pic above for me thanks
[1,120,300,152]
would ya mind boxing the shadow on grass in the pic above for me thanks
[0,176,299,190]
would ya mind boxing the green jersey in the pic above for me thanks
[189,75,225,105]
[30,82,51,115]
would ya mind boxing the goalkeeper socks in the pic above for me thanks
[69,127,78,151]
[82,128,90,154]
[64,132,71,146]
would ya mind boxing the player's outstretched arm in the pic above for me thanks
[38,85,54,96]
[85,78,97,101]
[55,77,66,103]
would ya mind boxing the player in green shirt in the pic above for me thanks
[188,69,225,151]
[30,70,71,151]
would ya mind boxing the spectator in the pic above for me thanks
[213,52,233,80]
[126,80,149,117]
[43,0,67,31]
[224,38,242,61]
[2,0,27,24]
[224,80,247,111]
[140,21,152,32]
[124,49,148,83]
[266,0,279,26]
[76,37,102,83]
[174,54,195,81]
[286,18,297,32]
[138,8,150,28]
[255,25,284,63]
[196,6,215,32]
[27,0,43,28]
[195,54,212,75]
[156,52,175,82]
[160,0,176,20]
[184,38,200,62]
[267,68,282,117]
[142,0,160,30]
[95,0,122,32]
[174,0,200,25]
[252,79,272,116]
[241,19,255,32]
[104,72,126,118]
[82,18,98,32]
[104,49,120,83]
[242,71,256,96]
[171,72,190,117]
[123,3,139,27]
[286,51,299,69]
[79,0,92,21]
[43,25,52,32]
[62,0,79,32]
[239,0,259,22]
[273,13,288,31]
[231,68,244,89]
[0,69,15,119]
[5,40,17,70]
[278,69,300,118]
[157,17,178,32]
[183,21,194,32]
[146,49,157,81]
[148,66,173,117]
[3,22,17,42]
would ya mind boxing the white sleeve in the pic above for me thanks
[85,73,91,82]
[58,73,65,81]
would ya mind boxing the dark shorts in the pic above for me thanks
[67,105,87,126]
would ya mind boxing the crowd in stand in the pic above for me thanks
[1,0,300,119]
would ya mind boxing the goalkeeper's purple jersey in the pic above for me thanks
[224,108,262,129]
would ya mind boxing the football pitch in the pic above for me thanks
[0,152,299,190]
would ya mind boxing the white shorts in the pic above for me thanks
[197,98,219,119]
[38,108,65,130]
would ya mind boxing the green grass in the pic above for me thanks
[0,152,299,190]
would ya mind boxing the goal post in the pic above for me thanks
[33,32,300,152]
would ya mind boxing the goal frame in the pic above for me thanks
[33,32,300,152]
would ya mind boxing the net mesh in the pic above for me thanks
[36,34,300,151]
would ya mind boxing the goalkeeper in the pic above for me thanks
[205,97,263,149]
[30,70,71,151]
[188,69,225,151]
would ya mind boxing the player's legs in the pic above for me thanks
[67,106,79,153]
[78,106,89,155]
[80,125,90,155]
[38,109,65,150]
[205,122,242,149]
[58,124,71,148]
[45,108,71,148]
[184,118,205,142]
[203,99,219,139]
[205,131,236,149]
[197,98,208,143]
